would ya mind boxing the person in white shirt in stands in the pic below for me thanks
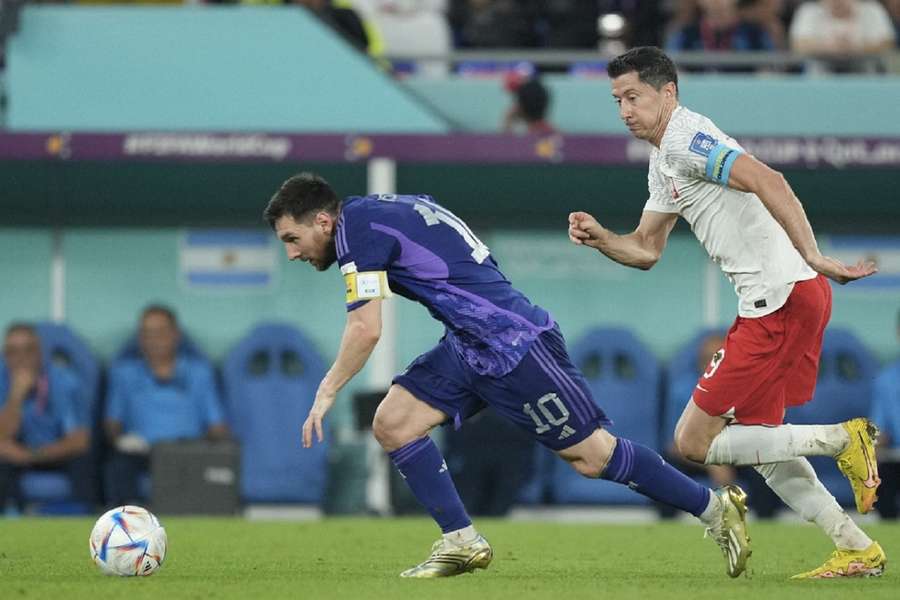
[568,46,884,579]
[789,0,896,72]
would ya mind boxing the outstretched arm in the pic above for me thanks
[569,209,678,270]
[302,298,382,447]
[726,154,876,284]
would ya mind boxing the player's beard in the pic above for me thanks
[315,236,339,272]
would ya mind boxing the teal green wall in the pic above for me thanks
[407,75,900,135]
[8,6,448,132]
[1,229,896,368]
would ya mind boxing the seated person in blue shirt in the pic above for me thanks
[871,309,900,519]
[104,305,228,506]
[0,323,92,511]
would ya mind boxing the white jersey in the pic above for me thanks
[645,105,816,318]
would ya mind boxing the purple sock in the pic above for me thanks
[601,438,710,517]
[388,437,472,533]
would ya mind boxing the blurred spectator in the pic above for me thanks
[661,332,782,518]
[739,0,787,48]
[538,0,600,48]
[444,407,535,515]
[870,309,900,519]
[351,0,451,77]
[293,0,372,54]
[500,75,556,135]
[666,0,775,54]
[104,306,228,506]
[0,323,91,511]
[449,0,539,48]
[789,0,896,72]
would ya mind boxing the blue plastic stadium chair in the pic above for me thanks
[35,322,100,413]
[786,328,879,506]
[516,446,556,504]
[551,327,662,504]
[663,328,728,444]
[223,322,328,504]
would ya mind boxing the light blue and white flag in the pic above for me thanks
[180,230,277,290]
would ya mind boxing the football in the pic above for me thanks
[89,505,167,576]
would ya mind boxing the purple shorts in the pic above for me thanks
[393,325,611,451]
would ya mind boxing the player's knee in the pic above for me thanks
[674,430,710,464]
[372,405,409,452]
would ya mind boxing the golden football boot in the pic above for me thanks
[399,535,493,578]
[791,542,886,579]
[835,418,881,514]
[706,484,752,578]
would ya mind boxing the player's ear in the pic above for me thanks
[315,211,334,233]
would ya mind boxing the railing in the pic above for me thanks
[385,49,900,74]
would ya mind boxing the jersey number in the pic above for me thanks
[523,393,570,434]
[413,203,490,264]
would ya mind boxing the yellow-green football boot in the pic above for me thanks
[835,418,881,514]
[399,535,493,578]
[706,484,752,578]
[791,542,886,579]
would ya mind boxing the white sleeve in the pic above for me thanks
[788,4,817,44]
[861,2,896,44]
[659,128,743,186]
[644,165,680,214]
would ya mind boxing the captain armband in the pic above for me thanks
[344,270,392,305]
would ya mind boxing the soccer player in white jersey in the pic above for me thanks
[568,46,885,579]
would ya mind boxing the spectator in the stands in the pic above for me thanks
[538,0,599,48]
[351,0,452,77]
[449,0,538,48]
[667,0,775,53]
[500,75,556,135]
[789,0,895,72]
[104,305,228,506]
[870,309,900,519]
[739,0,787,48]
[0,323,92,511]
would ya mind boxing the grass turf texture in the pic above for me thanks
[0,518,897,599]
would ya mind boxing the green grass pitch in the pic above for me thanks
[1,517,897,599]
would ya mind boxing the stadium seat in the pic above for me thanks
[35,321,100,411]
[551,327,662,504]
[663,328,727,444]
[223,322,328,504]
[786,327,879,506]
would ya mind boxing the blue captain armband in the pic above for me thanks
[704,144,743,185]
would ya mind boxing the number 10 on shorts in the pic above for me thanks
[523,393,570,434]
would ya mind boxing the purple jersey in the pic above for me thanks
[335,194,553,377]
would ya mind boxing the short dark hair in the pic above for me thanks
[517,79,550,122]
[5,321,37,340]
[607,46,678,94]
[264,172,340,229]
[141,304,178,329]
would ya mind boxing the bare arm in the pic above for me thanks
[568,209,679,270]
[726,154,876,284]
[0,370,38,441]
[302,298,382,447]
[31,428,89,465]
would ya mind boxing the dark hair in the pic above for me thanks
[517,79,550,122]
[607,46,678,94]
[141,304,178,329]
[264,172,340,229]
[4,321,37,339]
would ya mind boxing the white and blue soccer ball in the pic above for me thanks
[89,505,167,576]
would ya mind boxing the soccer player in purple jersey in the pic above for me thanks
[264,173,751,578]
